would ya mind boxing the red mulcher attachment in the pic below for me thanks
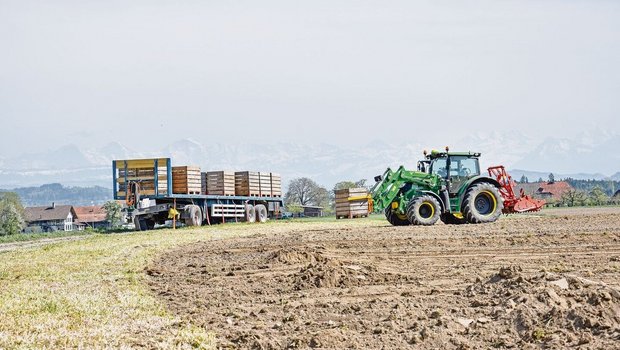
[487,165,545,213]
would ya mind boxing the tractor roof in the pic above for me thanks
[427,150,481,159]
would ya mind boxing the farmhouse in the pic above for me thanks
[74,205,109,229]
[515,181,573,202]
[24,203,77,232]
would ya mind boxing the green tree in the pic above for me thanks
[103,201,123,229]
[285,178,329,207]
[588,186,608,206]
[548,173,555,183]
[0,193,25,235]
[333,181,357,191]
[519,175,527,183]
[560,189,587,207]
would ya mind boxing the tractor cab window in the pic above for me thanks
[449,156,480,178]
[430,158,448,178]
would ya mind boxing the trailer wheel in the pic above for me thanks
[133,216,144,231]
[245,205,256,223]
[406,195,441,226]
[462,183,504,224]
[184,205,203,227]
[255,204,268,223]
[145,219,155,230]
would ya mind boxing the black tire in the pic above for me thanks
[133,216,145,231]
[184,205,202,227]
[384,206,410,226]
[462,183,504,224]
[440,213,467,225]
[245,204,256,223]
[255,204,268,223]
[145,219,155,230]
[406,195,441,226]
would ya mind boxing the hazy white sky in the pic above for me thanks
[1,0,618,155]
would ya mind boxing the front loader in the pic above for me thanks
[370,148,544,226]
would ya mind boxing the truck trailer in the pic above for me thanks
[112,158,284,230]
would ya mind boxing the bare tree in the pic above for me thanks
[285,178,328,207]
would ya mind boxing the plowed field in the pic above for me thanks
[147,208,620,349]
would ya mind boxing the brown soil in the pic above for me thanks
[146,208,620,349]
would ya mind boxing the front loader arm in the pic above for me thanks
[371,166,443,214]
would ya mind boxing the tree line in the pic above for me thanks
[0,191,123,237]
[285,176,620,212]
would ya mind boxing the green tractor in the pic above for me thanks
[370,148,506,226]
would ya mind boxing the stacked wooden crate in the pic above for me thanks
[234,171,260,196]
[335,188,370,219]
[172,166,201,194]
[205,171,235,196]
[115,158,169,197]
[259,172,272,196]
[270,173,282,197]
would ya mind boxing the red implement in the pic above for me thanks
[487,165,545,213]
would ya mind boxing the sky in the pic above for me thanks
[1,0,619,155]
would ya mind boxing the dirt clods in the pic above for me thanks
[146,209,620,349]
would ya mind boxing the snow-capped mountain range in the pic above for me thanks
[1,130,619,189]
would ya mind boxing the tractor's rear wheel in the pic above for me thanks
[384,206,410,226]
[406,195,441,226]
[462,183,504,224]
[440,212,467,225]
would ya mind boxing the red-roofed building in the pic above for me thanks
[515,181,573,203]
[74,206,109,229]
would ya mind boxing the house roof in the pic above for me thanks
[515,181,572,198]
[24,205,75,223]
[74,206,107,223]
[302,205,324,209]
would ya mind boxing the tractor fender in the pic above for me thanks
[457,176,502,205]
[420,191,447,213]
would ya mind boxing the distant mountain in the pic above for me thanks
[511,130,620,175]
[0,183,112,207]
[0,130,618,189]
[508,169,610,182]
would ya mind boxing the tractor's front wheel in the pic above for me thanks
[462,183,504,224]
[406,195,441,226]
[384,206,410,226]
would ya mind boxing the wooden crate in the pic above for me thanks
[270,173,282,197]
[205,171,235,196]
[172,166,202,194]
[114,158,169,197]
[235,171,260,196]
[335,188,369,219]
[259,172,272,197]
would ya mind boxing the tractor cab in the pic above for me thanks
[426,150,482,194]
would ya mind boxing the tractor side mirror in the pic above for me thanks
[374,175,383,182]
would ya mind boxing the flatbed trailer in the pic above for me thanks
[113,158,284,230]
